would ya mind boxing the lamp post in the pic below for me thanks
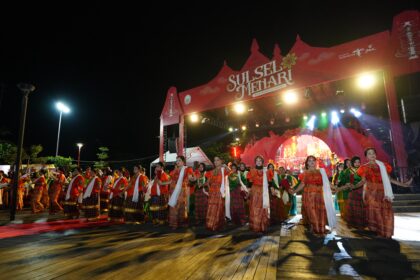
[55,102,70,157]
[11,83,35,221]
[77,143,83,167]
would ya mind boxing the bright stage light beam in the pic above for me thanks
[283,90,298,105]
[233,103,246,114]
[357,73,376,89]
[350,108,362,118]
[190,113,199,123]
[306,115,316,131]
[331,111,340,125]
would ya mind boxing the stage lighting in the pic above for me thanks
[306,115,316,131]
[331,111,340,125]
[190,113,199,123]
[350,108,362,118]
[357,73,376,89]
[235,137,240,141]
[340,109,345,114]
[241,125,247,131]
[321,112,327,117]
[255,122,260,128]
[283,90,298,104]
[228,127,233,132]
[233,103,246,114]
[303,115,308,120]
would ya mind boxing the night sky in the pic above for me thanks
[0,1,419,166]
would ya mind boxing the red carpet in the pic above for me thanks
[0,216,114,239]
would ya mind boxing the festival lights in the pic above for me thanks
[283,90,298,104]
[190,113,199,123]
[357,73,376,89]
[233,103,246,114]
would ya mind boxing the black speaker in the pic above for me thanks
[168,137,178,153]
[402,95,420,123]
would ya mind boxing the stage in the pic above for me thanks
[0,212,419,279]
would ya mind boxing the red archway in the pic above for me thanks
[240,128,390,176]
[159,10,420,175]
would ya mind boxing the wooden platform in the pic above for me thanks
[0,214,419,279]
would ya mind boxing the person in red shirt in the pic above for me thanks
[194,163,208,225]
[150,162,170,225]
[63,168,85,219]
[100,167,114,213]
[124,165,148,224]
[108,169,128,222]
[168,156,194,229]
[206,156,228,231]
[31,169,48,213]
[291,156,337,235]
[82,169,102,221]
[247,155,273,232]
[49,167,66,214]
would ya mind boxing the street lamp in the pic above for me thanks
[77,143,83,167]
[55,102,70,156]
[11,83,35,221]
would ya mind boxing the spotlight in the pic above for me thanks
[283,90,298,104]
[306,115,316,131]
[228,127,233,132]
[357,73,376,89]
[235,138,240,141]
[233,103,246,114]
[303,115,308,120]
[331,111,340,125]
[255,122,260,128]
[190,113,199,123]
[340,109,345,114]
[321,112,327,117]
[241,125,247,131]
[350,108,362,118]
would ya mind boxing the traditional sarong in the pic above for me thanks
[346,187,365,228]
[337,189,349,221]
[63,199,79,217]
[230,187,246,226]
[100,191,110,213]
[269,192,283,225]
[124,195,145,223]
[194,189,208,225]
[83,193,100,219]
[109,196,125,222]
[169,186,188,229]
[302,185,327,234]
[150,194,168,224]
[206,186,225,231]
[364,182,394,238]
[249,186,269,232]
